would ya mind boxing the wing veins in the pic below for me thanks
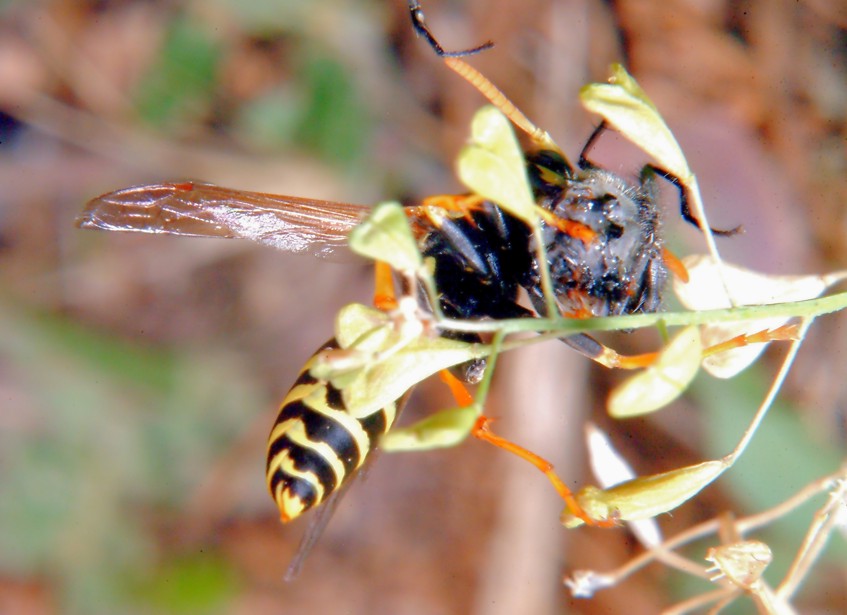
[77,181,371,259]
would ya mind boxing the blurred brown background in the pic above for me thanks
[1,0,845,613]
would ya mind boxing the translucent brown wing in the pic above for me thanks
[76,181,372,259]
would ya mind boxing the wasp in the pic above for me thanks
[77,0,737,573]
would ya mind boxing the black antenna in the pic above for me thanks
[407,1,494,57]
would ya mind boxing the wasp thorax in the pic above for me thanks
[528,168,668,319]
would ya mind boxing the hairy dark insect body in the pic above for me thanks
[527,154,667,319]
[438,151,668,323]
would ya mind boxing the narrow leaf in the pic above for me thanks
[563,459,728,527]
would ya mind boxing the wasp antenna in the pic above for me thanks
[442,56,556,149]
[408,1,493,58]
[577,121,609,170]
[643,165,742,236]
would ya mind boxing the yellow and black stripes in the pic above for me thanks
[266,340,397,522]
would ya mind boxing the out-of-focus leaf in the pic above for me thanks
[236,85,303,150]
[696,371,846,563]
[209,0,303,30]
[28,310,176,393]
[133,554,239,614]
[293,52,371,167]
[235,49,371,166]
[0,306,262,612]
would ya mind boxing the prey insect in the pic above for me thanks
[77,1,743,575]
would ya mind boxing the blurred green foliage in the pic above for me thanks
[131,554,240,614]
[2,2,374,610]
[237,49,371,167]
[290,51,371,167]
[133,7,372,169]
[0,305,260,612]
[135,16,223,129]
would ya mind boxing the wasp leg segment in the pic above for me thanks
[438,369,476,407]
[662,248,690,283]
[407,1,493,58]
[472,416,617,527]
[373,261,398,311]
[421,194,486,219]
[436,371,616,526]
[702,324,801,358]
[561,333,658,370]
[568,323,800,372]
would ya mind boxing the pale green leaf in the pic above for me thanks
[580,64,691,181]
[311,303,486,419]
[381,406,478,452]
[585,424,662,547]
[341,335,486,419]
[333,303,394,350]
[608,326,702,417]
[563,459,728,527]
[457,106,536,225]
[348,201,421,274]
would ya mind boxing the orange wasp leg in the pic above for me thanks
[421,194,486,215]
[373,261,399,311]
[561,329,660,371]
[438,369,616,527]
[571,323,801,372]
[472,416,617,527]
[438,369,476,408]
[662,247,690,283]
[702,323,801,358]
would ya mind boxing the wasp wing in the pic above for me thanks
[77,181,371,259]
